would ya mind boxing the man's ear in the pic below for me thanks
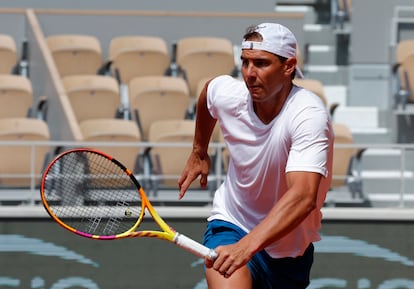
[284,57,297,75]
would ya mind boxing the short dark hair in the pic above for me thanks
[243,25,262,41]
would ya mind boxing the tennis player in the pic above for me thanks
[178,22,334,289]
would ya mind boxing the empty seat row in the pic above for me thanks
[46,34,237,97]
[0,116,203,197]
[73,118,204,194]
[62,72,332,144]
[0,92,362,205]
[62,74,192,141]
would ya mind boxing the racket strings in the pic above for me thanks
[43,150,142,236]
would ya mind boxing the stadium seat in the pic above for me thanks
[293,78,328,107]
[0,118,50,188]
[214,128,229,175]
[395,39,414,64]
[79,118,142,172]
[107,36,170,84]
[62,74,121,123]
[0,74,33,118]
[333,0,352,29]
[147,119,196,191]
[331,122,367,199]
[0,34,17,74]
[176,36,236,97]
[129,76,191,140]
[392,40,414,109]
[46,34,103,77]
[332,122,356,188]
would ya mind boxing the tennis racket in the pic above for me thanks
[40,148,217,259]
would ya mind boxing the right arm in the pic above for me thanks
[178,79,217,198]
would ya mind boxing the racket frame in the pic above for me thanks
[41,148,217,259]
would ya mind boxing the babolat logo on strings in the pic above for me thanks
[102,201,130,234]
[86,216,102,233]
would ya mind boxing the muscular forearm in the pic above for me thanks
[192,81,217,156]
[178,81,217,197]
[240,171,321,256]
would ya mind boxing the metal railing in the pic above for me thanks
[0,140,414,208]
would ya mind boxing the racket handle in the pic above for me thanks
[174,233,218,260]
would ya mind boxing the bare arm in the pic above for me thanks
[209,171,322,276]
[178,80,217,198]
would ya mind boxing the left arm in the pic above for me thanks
[208,171,322,276]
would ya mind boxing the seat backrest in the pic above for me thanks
[293,78,328,106]
[176,36,235,96]
[0,74,33,118]
[0,118,50,187]
[338,0,352,14]
[398,54,414,102]
[129,76,191,140]
[62,75,120,123]
[80,119,141,171]
[148,119,196,188]
[395,39,414,64]
[109,36,170,83]
[46,34,103,77]
[332,122,356,188]
[0,34,17,74]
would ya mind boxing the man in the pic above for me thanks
[178,23,333,289]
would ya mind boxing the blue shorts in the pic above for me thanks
[203,219,314,289]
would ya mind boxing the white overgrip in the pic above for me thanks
[174,233,217,259]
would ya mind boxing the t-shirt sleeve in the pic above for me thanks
[206,75,237,119]
[286,105,333,177]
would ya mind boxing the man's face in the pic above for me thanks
[240,49,290,103]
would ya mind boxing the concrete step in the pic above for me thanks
[303,24,336,46]
[303,24,351,66]
[352,130,393,144]
[359,148,414,171]
[324,85,347,108]
[304,64,349,85]
[367,192,414,208]
[307,44,336,65]
[361,170,414,207]
[275,5,317,24]
[333,106,393,143]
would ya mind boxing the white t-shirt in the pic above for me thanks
[206,75,334,258]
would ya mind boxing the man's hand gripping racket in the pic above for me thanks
[40,148,217,260]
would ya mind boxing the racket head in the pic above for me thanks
[40,148,145,239]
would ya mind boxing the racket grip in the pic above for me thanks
[174,233,218,260]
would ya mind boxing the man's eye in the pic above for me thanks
[255,61,267,67]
